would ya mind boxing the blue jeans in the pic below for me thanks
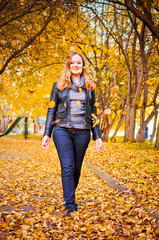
[53,127,90,211]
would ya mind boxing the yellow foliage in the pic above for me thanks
[146,78,157,85]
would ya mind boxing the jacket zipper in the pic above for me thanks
[84,89,86,125]
[68,89,71,127]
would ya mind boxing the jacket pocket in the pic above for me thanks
[56,104,66,119]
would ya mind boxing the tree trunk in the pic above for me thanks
[124,105,130,142]
[125,104,136,142]
[1,99,6,132]
[136,82,148,142]
[101,112,117,142]
[35,117,39,134]
[129,105,137,142]
[5,104,10,130]
[101,115,110,142]
[136,25,150,142]
[111,115,125,141]
[149,85,159,142]
[24,117,28,140]
[102,126,110,142]
[124,69,131,142]
[149,111,158,142]
[155,122,159,148]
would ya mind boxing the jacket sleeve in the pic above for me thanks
[91,90,102,140]
[44,82,58,137]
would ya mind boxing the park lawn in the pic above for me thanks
[85,141,159,210]
[0,138,158,239]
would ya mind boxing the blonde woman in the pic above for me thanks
[42,52,102,217]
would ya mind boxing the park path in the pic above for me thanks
[0,138,158,239]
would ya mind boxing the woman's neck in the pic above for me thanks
[71,74,81,83]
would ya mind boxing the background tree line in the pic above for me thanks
[0,0,159,147]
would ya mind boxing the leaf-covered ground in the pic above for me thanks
[0,138,158,239]
[85,141,159,210]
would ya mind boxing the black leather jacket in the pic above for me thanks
[44,82,101,140]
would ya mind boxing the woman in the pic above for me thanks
[42,52,102,218]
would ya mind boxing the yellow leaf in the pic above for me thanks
[91,113,97,120]
[51,119,60,125]
[40,36,45,42]
[92,118,99,128]
[146,78,156,85]
[106,210,111,214]
[79,88,82,92]
[43,220,47,228]
[118,197,125,203]
[110,85,118,98]
[94,102,99,107]
[118,109,122,114]
[97,108,101,115]
[6,236,14,240]
[48,101,55,108]
[100,227,107,231]
[77,101,81,106]
[21,225,30,231]
[50,206,55,210]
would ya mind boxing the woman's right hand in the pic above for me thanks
[42,135,50,149]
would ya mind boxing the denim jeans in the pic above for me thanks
[53,127,90,210]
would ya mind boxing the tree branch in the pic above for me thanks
[0,3,53,75]
[83,0,159,40]
[0,0,11,12]
[0,1,50,29]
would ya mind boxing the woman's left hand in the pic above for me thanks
[96,138,103,152]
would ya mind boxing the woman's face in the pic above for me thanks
[70,54,83,77]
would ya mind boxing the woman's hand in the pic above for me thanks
[96,138,102,152]
[42,135,50,149]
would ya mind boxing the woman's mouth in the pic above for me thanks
[72,67,79,71]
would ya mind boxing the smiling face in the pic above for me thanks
[70,54,83,77]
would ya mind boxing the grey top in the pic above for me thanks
[69,75,86,129]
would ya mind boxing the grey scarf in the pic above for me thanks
[70,75,85,91]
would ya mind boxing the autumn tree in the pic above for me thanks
[1,0,158,144]
[155,122,159,147]
[84,0,159,40]
[0,0,80,74]
[0,0,79,130]
[80,1,159,143]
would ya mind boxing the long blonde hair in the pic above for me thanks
[57,52,96,91]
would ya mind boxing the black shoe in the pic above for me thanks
[63,209,77,218]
